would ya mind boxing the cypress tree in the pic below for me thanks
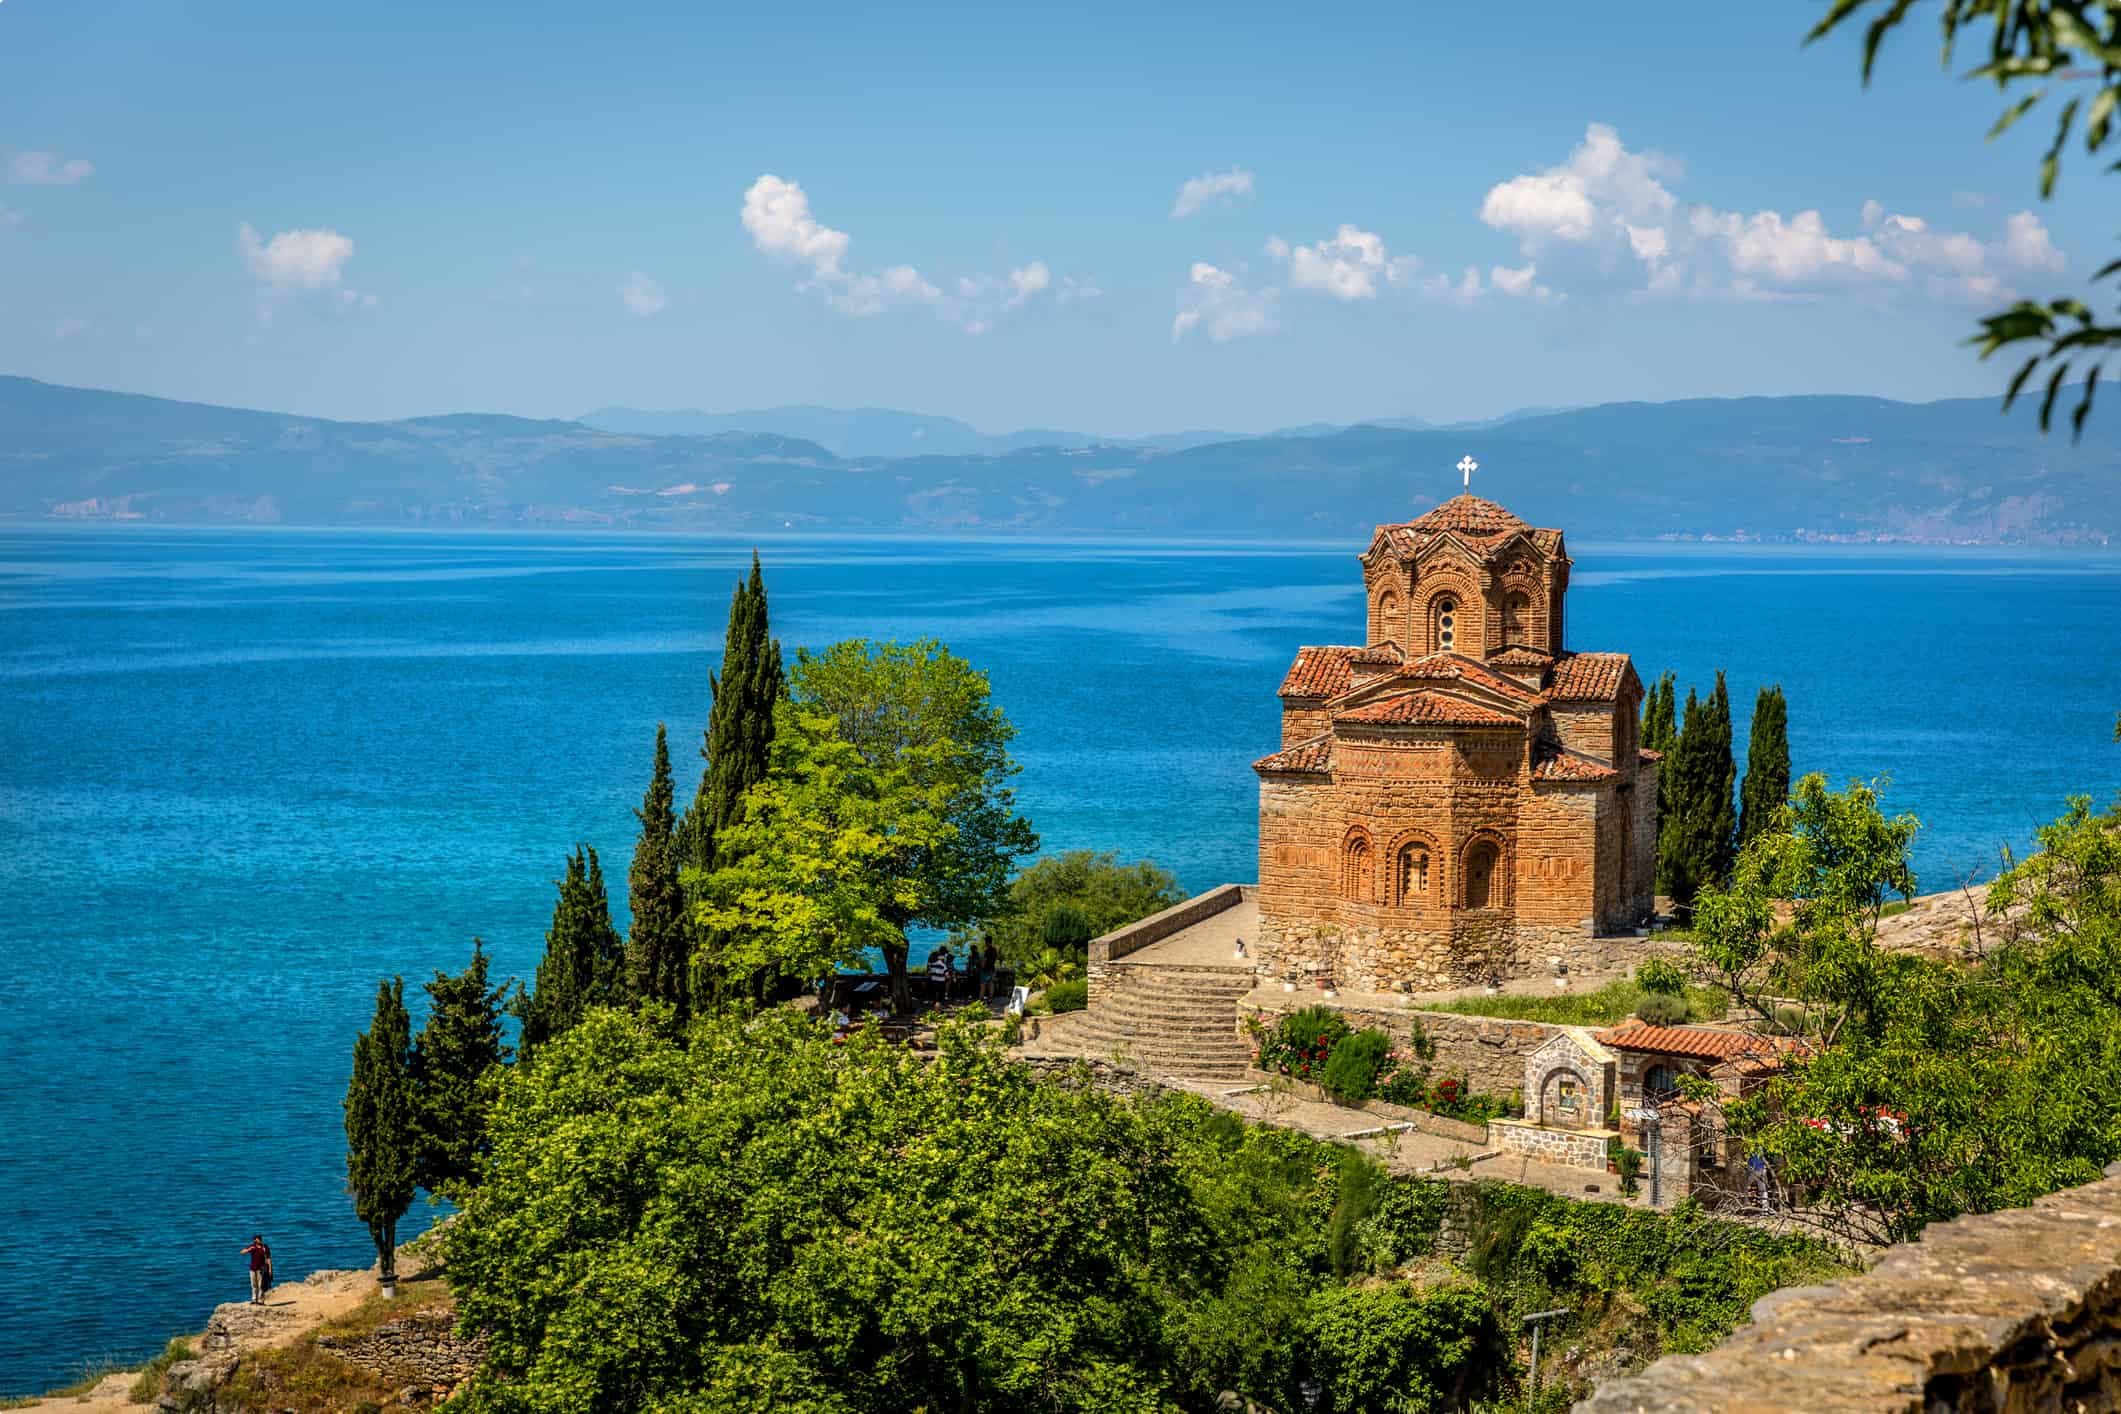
[1658,686,1703,902]
[1738,684,1791,849]
[679,551,784,874]
[1704,671,1739,885]
[410,939,507,1196]
[516,845,627,1055]
[628,724,690,1021]
[1642,671,1677,819]
[345,977,416,1292]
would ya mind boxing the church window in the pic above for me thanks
[1397,844,1430,905]
[1503,591,1531,647]
[1342,835,1375,903]
[1464,840,1499,909]
[1435,597,1457,653]
[1645,1064,1679,1100]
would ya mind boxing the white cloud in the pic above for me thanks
[10,152,92,185]
[1171,261,1276,342]
[1481,124,2067,304]
[618,271,669,318]
[1267,225,1418,300]
[237,221,372,322]
[1057,275,1102,303]
[740,174,1083,334]
[1171,167,1256,220]
[1490,262,1557,301]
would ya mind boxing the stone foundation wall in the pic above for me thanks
[1255,914,1642,993]
[1492,1118,1612,1170]
[1575,1165,2121,1412]
[316,1310,487,1390]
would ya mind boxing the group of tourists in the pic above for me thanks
[926,940,1003,1001]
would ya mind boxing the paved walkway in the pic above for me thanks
[1118,892,1260,967]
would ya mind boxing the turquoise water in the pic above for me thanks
[2,526,2118,1393]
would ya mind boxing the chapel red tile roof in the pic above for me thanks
[1398,652,1545,704]
[1638,748,1664,764]
[1487,646,1554,669]
[1531,745,1618,783]
[1596,1023,1778,1061]
[1335,690,1523,728]
[1253,733,1333,774]
[1546,652,1632,702]
[1406,494,1530,537]
[1347,641,1406,666]
[1278,645,1359,699]
[1369,495,1567,562]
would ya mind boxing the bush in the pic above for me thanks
[1320,1029,1392,1104]
[1041,978,1087,1013]
[1615,1145,1645,1197]
[1039,902,1096,950]
[1772,1004,1808,1036]
[1635,991,1690,1026]
[1299,1280,1497,1414]
[1252,1005,1351,1081]
[1634,957,1688,995]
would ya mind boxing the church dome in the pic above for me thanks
[1404,494,1530,537]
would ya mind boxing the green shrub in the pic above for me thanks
[1634,957,1688,995]
[126,1337,195,1403]
[1253,1005,1351,1081]
[1039,902,1096,950]
[1615,1146,1645,1197]
[1320,1029,1393,1104]
[1635,991,1690,1026]
[1041,978,1087,1013]
[1327,1147,1388,1276]
[1298,1280,1497,1414]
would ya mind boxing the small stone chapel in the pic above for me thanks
[1251,470,1658,993]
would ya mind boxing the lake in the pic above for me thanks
[2,526,2117,1393]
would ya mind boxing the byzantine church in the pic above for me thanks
[1251,481,1658,993]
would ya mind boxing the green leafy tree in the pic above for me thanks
[446,1010,1188,1412]
[345,977,417,1288]
[515,845,625,1055]
[409,940,508,1196]
[1809,0,2121,436]
[982,850,1186,971]
[703,640,1038,1011]
[1298,1281,1495,1414]
[1691,778,2121,1244]
[1738,684,1791,849]
[627,723,691,1022]
[679,551,784,874]
[1658,675,1738,911]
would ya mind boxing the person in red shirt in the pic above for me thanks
[240,1235,273,1305]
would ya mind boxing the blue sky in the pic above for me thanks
[0,0,2107,434]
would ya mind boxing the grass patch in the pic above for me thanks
[219,1275,457,1414]
[1418,979,1728,1026]
[127,1337,196,1404]
[1878,899,1913,919]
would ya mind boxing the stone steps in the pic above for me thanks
[1069,963,1261,1079]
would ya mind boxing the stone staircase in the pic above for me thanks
[1066,964,1258,1080]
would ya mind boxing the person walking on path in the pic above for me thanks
[240,1235,273,1305]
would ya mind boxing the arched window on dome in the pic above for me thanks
[1342,833,1375,903]
[1502,591,1532,647]
[1396,842,1431,907]
[1463,839,1500,909]
[1434,597,1458,654]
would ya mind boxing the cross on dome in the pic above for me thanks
[1456,454,1478,491]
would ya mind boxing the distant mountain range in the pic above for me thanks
[3,375,2115,544]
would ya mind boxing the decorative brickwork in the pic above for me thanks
[1257,492,1655,990]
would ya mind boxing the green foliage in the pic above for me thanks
[126,1337,195,1404]
[1420,978,1728,1026]
[1614,1146,1645,1197]
[701,639,1038,1010]
[1738,685,1791,849]
[626,724,692,1022]
[1808,0,2121,438]
[1325,1148,1388,1277]
[344,978,416,1281]
[1299,1280,1496,1414]
[1634,991,1690,1026]
[1249,1004,1351,1081]
[1319,1028,1393,1104]
[982,850,1186,971]
[409,939,507,1196]
[514,845,626,1055]
[1634,957,1688,996]
[678,551,784,875]
[1692,778,2121,1243]
[1041,977,1088,1012]
[1642,671,1678,866]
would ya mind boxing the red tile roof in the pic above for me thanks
[1347,641,1406,666]
[1399,652,1545,704]
[1531,745,1618,783]
[1369,495,1566,563]
[1278,645,1359,698]
[1547,652,1632,702]
[1596,1023,1777,1061]
[1336,690,1524,728]
[1253,733,1333,774]
[1488,646,1554,669]
[1638,748,1664,764]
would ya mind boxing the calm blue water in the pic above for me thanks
[2,526,2118,1392]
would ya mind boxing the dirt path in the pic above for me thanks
[9,1265,381,1413]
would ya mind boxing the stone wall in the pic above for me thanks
[1575,1165,2121,1413]
[317,1310,487,1392]
[1088,884,1247,964]
[1492,1118,1612,1170]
